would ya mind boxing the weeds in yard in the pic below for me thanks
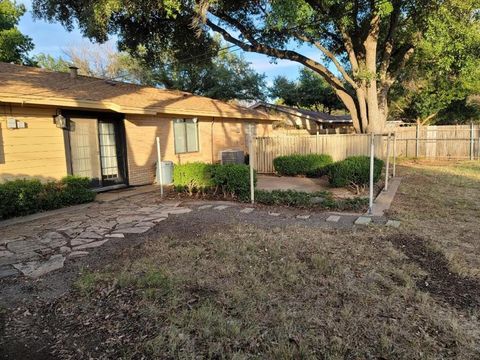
[35,223,480,359]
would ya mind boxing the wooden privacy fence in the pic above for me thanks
[253,124,480,174]
[253,134,385,173]
[393,124,480,159]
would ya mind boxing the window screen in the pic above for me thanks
[174,119,199,153]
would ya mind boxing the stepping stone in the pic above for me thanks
[240,207,255,214]
[213,205,229,210]
[60,246,72,254]
[152,218,167,224]
[13,254,65,278]
[386,220,401,228]
[68,251,89,259]
[71,238,96,247]
[166,208,192,215]
[326,215,341,222]
[198,205,213,210]
[72,239,109,251]
[354,216,372,225]
[113,227,150,234]
[268,212,281,217]
[105,233,125,238]
[0,265,18,279]
[296,215,311,220]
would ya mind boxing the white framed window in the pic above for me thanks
[174,119,199,154]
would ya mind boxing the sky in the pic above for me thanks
[17,0,320,85]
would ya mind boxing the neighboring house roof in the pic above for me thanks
[249,102,352,124]
[0,62,275,120]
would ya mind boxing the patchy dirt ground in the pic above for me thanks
[1,160,480,359]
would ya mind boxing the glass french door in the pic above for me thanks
[68,117,125,188]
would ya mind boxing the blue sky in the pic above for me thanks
[18,0,319,85]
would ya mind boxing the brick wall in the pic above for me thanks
[124,115,273,186]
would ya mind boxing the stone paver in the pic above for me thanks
[354,216,372,225]
[0,192,193,278]
[326,215,341,222]
[268,212,281,217]
[13,254,65,279]
[198,205,213,210]
[386,220,401,228]
[240,208,255,214]
[296,215,311,220]
[213,205,230,210]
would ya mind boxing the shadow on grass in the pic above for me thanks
[388,233,480,311]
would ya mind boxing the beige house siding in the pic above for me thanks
[0,105,67,182]
[125,115,273,186]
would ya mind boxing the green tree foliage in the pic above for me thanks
[32,0,478,132]
[0,0,34,64]
[270,68,345,113]
[390,0,480,124]
[36,42,266,101]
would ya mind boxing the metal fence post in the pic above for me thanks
[384,133,391,192]
[416,123,420,158]
[249,124,255,204]
[368,133,375,215]
[470,122,474,160]
[156,136,164,197]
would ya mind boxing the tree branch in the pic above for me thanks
[206,17,351,95]
[293,32,357,89]
[379,3,401,81]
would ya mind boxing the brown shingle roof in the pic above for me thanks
[0,62,274,120]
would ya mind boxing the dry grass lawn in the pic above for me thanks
[2,160,480,359]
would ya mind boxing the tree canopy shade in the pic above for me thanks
[0,0,34,64]
[32,0,480,132]
[270,68,345,114]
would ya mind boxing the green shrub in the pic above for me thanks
[273,154,333,176]
[254,189,368,211]
[211,164,254,201]
[0,179,44,218]
[0,176,96,220]
[326,156,384,189]
[173,162,216,195]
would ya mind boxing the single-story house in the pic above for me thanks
[249,102,353,134]
[0,63,276,190]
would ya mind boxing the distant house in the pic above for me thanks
[0,63,276,190]
[249,102,353,134]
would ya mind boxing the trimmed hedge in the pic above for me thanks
[173,162,254,200]
[211,164,254,201]
[326,156,384,188]
[173,162,215,195]
[273,154,333,177]
[0,176,96,220]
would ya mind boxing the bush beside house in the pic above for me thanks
[273,154,333,176]
[0,176,96,220]
[173,162,254,201]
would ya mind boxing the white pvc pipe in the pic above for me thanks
[393,133,397,177]
[249,124,255,204]
[156,136,164,197]
[384,133,391,192]
[368,133,375,215]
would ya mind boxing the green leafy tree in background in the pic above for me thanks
[270,68,345,114]
[32,0,480,131]
[36,41,266,101]
[390,0,480,124]
[0,0,34,64]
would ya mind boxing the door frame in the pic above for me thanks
[61,110,129,190]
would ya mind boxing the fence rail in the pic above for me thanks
[253,124,480,173]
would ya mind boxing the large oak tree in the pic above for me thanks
[32,0,478,132]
